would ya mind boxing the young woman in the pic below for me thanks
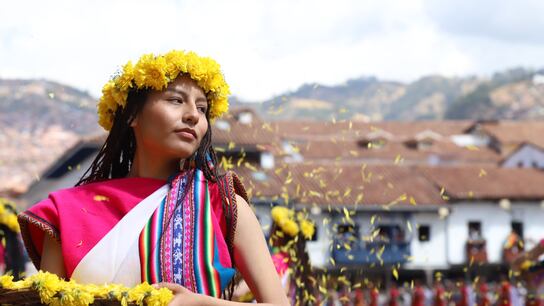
[18,50,290,306]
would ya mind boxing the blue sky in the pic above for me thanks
[1,0,544,101]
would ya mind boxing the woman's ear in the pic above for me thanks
[129,115,138,128]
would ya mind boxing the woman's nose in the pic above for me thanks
[182,102,200,125]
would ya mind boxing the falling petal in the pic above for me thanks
[93,195,109,202]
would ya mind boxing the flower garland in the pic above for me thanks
[0,271,173,306]
[0,198,20,233]
[98,50,230,131]
[270,206,315,240]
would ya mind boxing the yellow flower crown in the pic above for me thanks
[271,206,315,240]
[97,50,230,131]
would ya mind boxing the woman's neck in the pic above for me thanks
[126,150,183,180]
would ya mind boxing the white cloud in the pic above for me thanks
[1,0,543,102]
[424,0,544,44]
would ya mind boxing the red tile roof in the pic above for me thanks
[230,163,446,207]
[468,120,544,149]
[417,166,544,200]
[229,162,544,207]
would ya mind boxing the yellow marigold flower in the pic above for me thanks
[30,271,62,302]
[5,214,19,232]
[283,219,300,237]
[272,206,310,237]
[300,219,315,240]
[97,101,114,131]
[134,54,168,90]
[115,61,135,92]
[210,96,229,120]
[101,81,117,107]
[128,282,154,305]
[164,50,187,79]
[271,206,290,224]
[0,198,20,232]
[111,88,128,109]
[520,260,533,271]
[0,274,14,288]
[146,288,174,306]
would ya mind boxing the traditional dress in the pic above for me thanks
[18,169,246,297]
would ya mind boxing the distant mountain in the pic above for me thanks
[0,79,100,135]
[0,79,100,195]
[445,68,544,120]
[233,67,544,122]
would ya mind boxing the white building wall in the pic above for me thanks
[306,213,331,268]
[448,203,524,265]
[502,145,544,169]
[408,213,448,269]
[511,203,544,249]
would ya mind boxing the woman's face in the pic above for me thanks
[131,75,209,160]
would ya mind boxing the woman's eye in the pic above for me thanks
[169,97,183,104]
[198,106,207,113]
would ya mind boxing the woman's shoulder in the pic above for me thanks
[30,176,168,210]
[213,170,248,202]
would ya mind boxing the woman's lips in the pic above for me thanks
[176,130,196,140]
[174,127,197,140]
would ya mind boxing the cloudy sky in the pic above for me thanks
[1,0,544,101]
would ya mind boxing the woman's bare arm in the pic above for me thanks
[232,194,290,305]
[40,234,66,278]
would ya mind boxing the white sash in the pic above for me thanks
[71,184,169,286]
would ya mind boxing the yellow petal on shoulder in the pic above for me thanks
[93,195,109,202]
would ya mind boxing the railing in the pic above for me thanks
[466,239,487,263]
[332,239,411,265]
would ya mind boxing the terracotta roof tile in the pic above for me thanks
[417,166,544,200]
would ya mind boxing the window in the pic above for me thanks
[214,120,230,130]
[468,221,482,240]
[375,224,405,243]
[511,221,523,238]
[418,225,431,242]
[309,223,318,241]
[359,139,387,149]
[370,139,387,149]
[336,224,359,248]
[337,224,358,235]
[238,112,253,124]
[418,140,433,150]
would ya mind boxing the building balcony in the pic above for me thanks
[331,240,411,266]
[466,239,487,263]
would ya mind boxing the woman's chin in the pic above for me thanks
[169,146,198,159]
